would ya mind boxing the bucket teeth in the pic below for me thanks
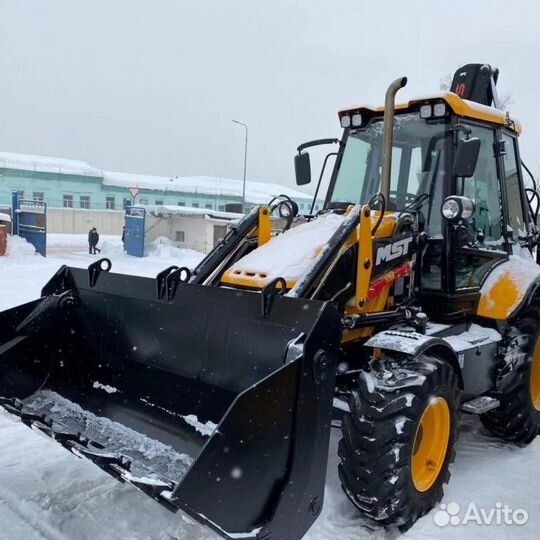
[0,397,53,427]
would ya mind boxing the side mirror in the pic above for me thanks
[294,152,311,186]
[453,137,481,177]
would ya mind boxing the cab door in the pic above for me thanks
[450,123,507,291]
[499,130,531,256]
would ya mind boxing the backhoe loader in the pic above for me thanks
[1,63,539,539]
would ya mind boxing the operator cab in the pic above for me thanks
[296,64,534,321]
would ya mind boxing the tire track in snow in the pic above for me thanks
[0,484,71,540]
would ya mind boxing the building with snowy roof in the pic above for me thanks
[0,151,321,214]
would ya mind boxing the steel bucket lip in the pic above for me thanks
[0,339,316,539]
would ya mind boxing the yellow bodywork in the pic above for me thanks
[339,91,521,135]
[257,207,272,246]
[477,272,522,319]
[221,211,397,290]
[477,257,540,320]
[220,207,412,345]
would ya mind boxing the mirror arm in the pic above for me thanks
[297,138,340,153]
[452,125,472,139]
[310,152,338,214]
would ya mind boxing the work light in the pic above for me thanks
[340,115,351,128]
[441,196,475,222]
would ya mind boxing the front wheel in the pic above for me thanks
[338,353,460,530]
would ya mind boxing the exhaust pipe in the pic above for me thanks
[380,76,408,201]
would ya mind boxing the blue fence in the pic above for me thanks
[12,191,47,256]
[124,206,146,257]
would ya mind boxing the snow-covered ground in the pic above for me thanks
[0,235,539,540]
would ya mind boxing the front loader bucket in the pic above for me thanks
[0,261,341,540]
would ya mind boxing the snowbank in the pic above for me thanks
[99,236,204,269]
[5,235,38,257]
[144,237,203,265]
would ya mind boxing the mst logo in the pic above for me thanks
[376,237,413,265]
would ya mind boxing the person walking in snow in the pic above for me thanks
[88,227,101,254]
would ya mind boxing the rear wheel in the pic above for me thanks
[338,353,460,529]
[480,312,540,444]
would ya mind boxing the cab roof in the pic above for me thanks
[339,91,521,135]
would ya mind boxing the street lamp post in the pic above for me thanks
[232,119,248,212]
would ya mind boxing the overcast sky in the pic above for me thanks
[0,0,538,193]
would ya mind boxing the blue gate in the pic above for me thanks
[124,206,146,257]
[12,191,47,256]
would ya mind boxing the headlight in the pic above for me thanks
[441,196,475,222]
[441,199,460,220]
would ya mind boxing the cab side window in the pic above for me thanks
[502,133,527,242]
[454,125,506,289]
[459,125,503,249]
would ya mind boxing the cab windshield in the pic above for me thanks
[328,112,448,232]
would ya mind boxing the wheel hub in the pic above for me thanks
[411,397,451,492]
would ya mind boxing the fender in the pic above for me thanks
[363,330,463,388]
[477,255,540,320]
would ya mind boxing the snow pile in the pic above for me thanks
[100,236,203,268]
[0,212,11,222]
[99,238,127,257]
[144,237,204,267]
[5,235,38,257]
[230,213,345,282]
[24,390,193,483]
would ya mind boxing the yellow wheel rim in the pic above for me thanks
[411,397,451,493]
[531,338,540,412]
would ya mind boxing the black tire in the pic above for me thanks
[480,311,540,444]
[338,353,460,530]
